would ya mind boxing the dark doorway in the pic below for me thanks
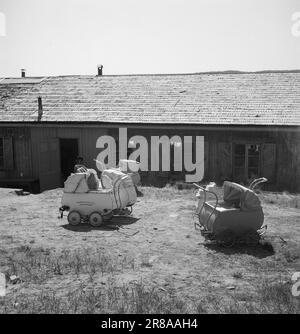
[59,138,79,184]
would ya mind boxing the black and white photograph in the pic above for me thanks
[0,0,299,317]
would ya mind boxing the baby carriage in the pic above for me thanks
[59,167,137,227]
[194,178,268,245]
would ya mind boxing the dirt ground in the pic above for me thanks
[0,186,300,313]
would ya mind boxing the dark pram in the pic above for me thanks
[194,178,268,244]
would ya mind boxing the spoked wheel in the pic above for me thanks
[67,211,81,226]
[89,212,103,227]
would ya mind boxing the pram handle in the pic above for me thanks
[249,177,268,190]
[193,184,206,192]
[193,184,219,202]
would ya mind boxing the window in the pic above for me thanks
[233,143,261,182]
[0,138,3,168]
[0,137,14,170]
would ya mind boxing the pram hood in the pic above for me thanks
[102,168,137,206]
[223,181,262,211]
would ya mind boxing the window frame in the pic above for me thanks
[233,143,261,182]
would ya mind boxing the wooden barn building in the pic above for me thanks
[0,70,299,192]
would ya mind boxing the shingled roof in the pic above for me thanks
[0,71,299,126]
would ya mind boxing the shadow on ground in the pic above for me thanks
[204,240,275,259]
[61,216,140,232]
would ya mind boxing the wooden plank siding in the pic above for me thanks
[117,127,300,191]
[0,124,299,192]
[0,127,32,179]
[275,131,300,192]
[30,126,109,181]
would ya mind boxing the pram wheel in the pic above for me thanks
[89,212,104,227]
[67,211,81,226]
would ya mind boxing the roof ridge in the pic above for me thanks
[2,69,300,80]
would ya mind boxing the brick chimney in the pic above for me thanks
[21,69,26,78]
[97,65,103,76]
[38,96,43,122]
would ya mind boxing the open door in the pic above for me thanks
[39,138,61,191]
[59,138,79,183]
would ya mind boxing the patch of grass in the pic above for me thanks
[142,184,300,209]
[140,260,153,268]
[240,280,300,314]
[261,191,300,209]
[196,280,300,314]
[140,185,194,201]
[232,271,243,279]
[1,247,134,284]
[1,245,299,314]
[0,282,190,314]
[280,245,300,264]
[1,183,299,314]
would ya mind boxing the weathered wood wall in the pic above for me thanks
[122,127,300,191]
[0,124,299,192]
[0,127,32,179]
[274,131,300,192]
[30,126,109,180]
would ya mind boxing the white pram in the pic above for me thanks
[59,168,137,226]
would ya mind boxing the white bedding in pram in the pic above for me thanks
[64,168,136,203]
[64,173,90,193]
